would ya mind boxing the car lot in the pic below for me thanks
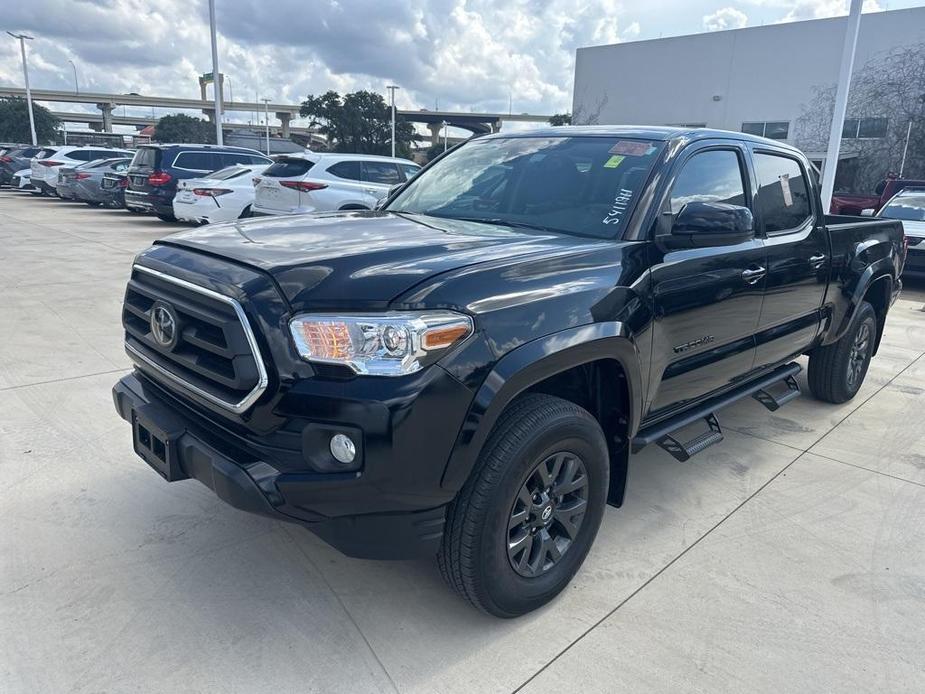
[1,189,924,693]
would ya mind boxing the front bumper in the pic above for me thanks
[112,370,462,559]
[903,243,925,278]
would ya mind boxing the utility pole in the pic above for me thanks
[207,0,223,145]
[819,0,862,212]
[386,85,399,158]
[68,59,79,94]
[261,98,270,155]
[7,32,37,146]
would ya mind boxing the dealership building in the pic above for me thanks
[572,7,925,193]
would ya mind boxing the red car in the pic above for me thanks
[830,177,925,215]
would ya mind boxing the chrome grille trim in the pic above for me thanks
[126,264,269,414]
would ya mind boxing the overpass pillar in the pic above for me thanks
[97,103,114,133]
[428,122,442,146]
[490,119,502,133]
[276,112,291,138]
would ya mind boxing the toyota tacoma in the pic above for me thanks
[113,127,906,617]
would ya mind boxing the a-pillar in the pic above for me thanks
[97,103,114,133]
[428,122,442,146]
[276,112,291,139]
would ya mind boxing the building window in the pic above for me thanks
[842,117,888,139]
[742,121,790,140]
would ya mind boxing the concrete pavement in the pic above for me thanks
[1,189,923,693]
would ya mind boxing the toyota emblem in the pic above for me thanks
[150,301,179,350]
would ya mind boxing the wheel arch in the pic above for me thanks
[441,322,644,507]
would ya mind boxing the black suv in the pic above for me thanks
[124,144,271,221]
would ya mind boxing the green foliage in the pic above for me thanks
[153,114,215,144]
[0,97,59,144]
[425,142,451,162]
[300,90,415,157]
[548,113,572,126]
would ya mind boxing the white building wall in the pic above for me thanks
[572,7,925,140]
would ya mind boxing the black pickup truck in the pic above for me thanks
[113,127,905,617]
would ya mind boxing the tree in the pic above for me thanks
[300,90,415,156]
[153,114,215,144]
[794,43,925,193]
[548,113,572,126]
[0,97,59,144]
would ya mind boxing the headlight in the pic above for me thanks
[289,311,473,376]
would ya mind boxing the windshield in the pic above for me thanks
[387,136,663,239]
[880,194,925,222]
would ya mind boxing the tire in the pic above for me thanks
[156,213,177,223]
[238,205,252,219]
[807,301,877,404]
[438,394,609,617]
[86,201,102,207]
[126,207,144,214]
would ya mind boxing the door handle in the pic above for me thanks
[809,253,827,268]
[741,266,766,284]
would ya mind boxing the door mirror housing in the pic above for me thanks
[376,183,405,211]
[860,208,875,217]
[661,201,755,249]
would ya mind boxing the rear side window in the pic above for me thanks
[69,150,95,161]
[362,161,402,184]
[669,149,746,214]
[131,148,159,168]
[327,160,361,180]
[263,158,314,178]
[754,153,812,232]
[37,148,57,158]
[173,151,218,171]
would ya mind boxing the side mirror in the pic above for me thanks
[860,208,875,217]
[662,201,754,249]
[376,183,405,211]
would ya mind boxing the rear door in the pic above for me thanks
[749,148,828,369]
[646,142,767,417]
[361,161,403,206]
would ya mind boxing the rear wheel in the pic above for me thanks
[86,201,102,207]
[126,207,144,214]
[439,394,609,617]
[807,301,877,404]
[156,213,177,223]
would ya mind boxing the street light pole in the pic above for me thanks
[261,98,270,155]
[819,0,862,212]
[207,0,223,145]
[7,32,37,146]
[68,59,79,94]
[386,85,399,158]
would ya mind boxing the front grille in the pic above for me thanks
[122,265,268,413]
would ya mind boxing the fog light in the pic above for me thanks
[330,434,356,464]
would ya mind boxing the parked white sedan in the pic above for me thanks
[172,163,270,224]
[252,152,420,216]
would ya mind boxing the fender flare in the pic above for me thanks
[825,259,895,346]
[440,322,644,493]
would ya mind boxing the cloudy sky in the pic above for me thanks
[1,0,922,131]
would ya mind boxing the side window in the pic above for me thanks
[327,160,362,181]
[173,152,216,171]
[669,149,746,215]
[69,150,93,161]
[753,152,812,233]
[362,161,402,185]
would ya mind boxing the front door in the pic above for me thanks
[646,143,767,418]
[748,149,829,370]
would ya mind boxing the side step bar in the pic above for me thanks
[632,362,802,462]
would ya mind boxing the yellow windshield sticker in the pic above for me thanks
[604,155,625,169]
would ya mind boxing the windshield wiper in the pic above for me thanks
[426,214,563,234]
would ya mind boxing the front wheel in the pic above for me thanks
[807,301,877,404]
[439,394,609,617]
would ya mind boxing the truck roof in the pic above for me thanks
[482,125,803,152]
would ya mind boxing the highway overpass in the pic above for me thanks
[1,87,553,140]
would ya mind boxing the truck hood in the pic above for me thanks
[159,211,589,307]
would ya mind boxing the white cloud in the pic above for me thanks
[0,0,638,120]
[743,0,883,23]
[703,7,749,31]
